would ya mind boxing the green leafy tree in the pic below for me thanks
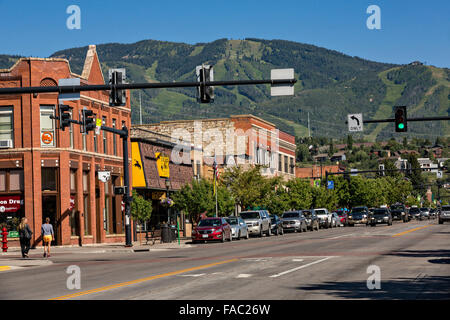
[220,165,267,210]
[131,190,153,225]
[284,178,313,210]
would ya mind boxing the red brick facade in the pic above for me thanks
[0,45,132,246]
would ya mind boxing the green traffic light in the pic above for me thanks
[398,123,405,129]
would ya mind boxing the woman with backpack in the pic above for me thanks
[18,217,32,258]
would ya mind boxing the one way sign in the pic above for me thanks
[348,113,363,132]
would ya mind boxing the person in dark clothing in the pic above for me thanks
[18,217,32,258]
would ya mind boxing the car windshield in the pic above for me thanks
[198,219,222,227]
[226,218,238,225]
[373,209,387,215]
[410,208,420,213]
[315,210,326,215]
[302,211,312,218]
[442,206,450,211]
[420,208,428,212]
[390,205,404,210]
[240,211,260,219]
[282,212,300,218]
[351,208,366,214]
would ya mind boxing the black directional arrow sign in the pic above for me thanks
[348,113,363,132]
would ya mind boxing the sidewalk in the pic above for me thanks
[1,239,193,257]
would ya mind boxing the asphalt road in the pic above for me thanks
[1,219,449,300]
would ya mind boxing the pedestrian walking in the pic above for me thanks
[41,217,54,258]
[18,217,32,258]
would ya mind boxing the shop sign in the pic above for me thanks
[0,196,23,213]
[8,231,19,238]
[155,152,170,178]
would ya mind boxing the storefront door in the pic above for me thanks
[42,195,59,245]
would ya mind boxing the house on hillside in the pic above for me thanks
[417,158,438,173]
[330,151,346,162]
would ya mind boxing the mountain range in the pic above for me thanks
[1,38,449,141]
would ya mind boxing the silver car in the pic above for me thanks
[240,210,271,237]
[331,212,343,227]
[226,217,249,240]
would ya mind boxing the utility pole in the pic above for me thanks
[139,91,142,125]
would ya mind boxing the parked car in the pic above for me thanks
[334,210,348,225]
[192,217,232,243]
[226,216,249,240]
[281,211,307,233]
[348,206,370,226]
[270,215,284,236]
[240,210,271,237]
[439,205,450,224]
[331,212,343,227]
[409,207,421,220]
[390,203,409,222]
[420,207,430,220]
[315,208,333,228]
[302,209,320,231]
[368,207,393,226]
[429,208,437,219]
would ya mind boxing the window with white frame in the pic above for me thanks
[40,105,56,147]
[0,107,14,147]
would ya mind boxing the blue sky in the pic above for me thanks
[0,0,448,67]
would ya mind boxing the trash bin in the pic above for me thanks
[161,224,171,243]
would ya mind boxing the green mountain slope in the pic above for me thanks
[2,38,449,141]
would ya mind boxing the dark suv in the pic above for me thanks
[390,203,409,222]
[301,209,319,231]
[368,207,393,226]
[348,206,370,226]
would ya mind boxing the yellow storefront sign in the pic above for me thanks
[155,152,170,178]
[131,142,146,187]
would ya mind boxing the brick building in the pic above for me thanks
[0,45,132,246]
[130,131,194,232]
[132,114,297,181]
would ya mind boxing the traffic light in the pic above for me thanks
[58,105,71,131]
[109,69,126,106]
[81,109,96,133]
[196,65,214,103]
[394,106,407,132]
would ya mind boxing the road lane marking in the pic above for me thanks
[269,256,335,278]
[237,274,252,278]
[292,259,304,262]
[392,225,429,237]
[179,273,206,277]
[0,266,11,272]
[49,258,238,300]
[329,233,355,239]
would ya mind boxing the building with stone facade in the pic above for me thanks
[0,45,132,247]
[131,115,297,181]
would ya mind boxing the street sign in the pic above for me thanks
[95,118,102,135]
[351,169,358,176]
[348,113,363,132]
[437,171,443,179]
[327,180,334,190]
[98,171,111,183]
[58,78,80,102]
[271,68,294,96]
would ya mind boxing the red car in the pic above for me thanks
[335,210,348,225]
[192,217,232,243]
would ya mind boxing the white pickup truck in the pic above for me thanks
[314,208,333,229]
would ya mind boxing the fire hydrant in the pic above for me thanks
[1,227,8,252]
